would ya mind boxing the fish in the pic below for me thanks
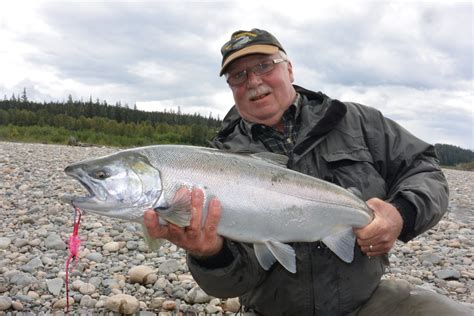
[63,144,373,273]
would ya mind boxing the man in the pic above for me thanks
[144,29,470,315]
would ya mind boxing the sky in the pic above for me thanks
[0,0,472,149]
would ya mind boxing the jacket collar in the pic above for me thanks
[213,85,347,158]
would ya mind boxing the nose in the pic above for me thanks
[246,71,263,87]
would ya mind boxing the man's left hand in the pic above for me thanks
[353,198,403,257]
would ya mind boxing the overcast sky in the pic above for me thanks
[0,0,472,149]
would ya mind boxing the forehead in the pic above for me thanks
[226,53,274,73]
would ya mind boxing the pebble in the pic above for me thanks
[162,300,177,311]
[53,297,74,309]
[0,237,12,249]
[86,252,104,263]
[0,141,472,314]
[79,283,96,295]
[46,278,64,296]
[103,241,121,252]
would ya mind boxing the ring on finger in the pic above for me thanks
[369,244,373,250]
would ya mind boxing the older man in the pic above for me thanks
[144,29,470,315]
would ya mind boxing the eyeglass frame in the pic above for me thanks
[225,58,287,87]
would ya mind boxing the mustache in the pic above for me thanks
[246,85,272,100]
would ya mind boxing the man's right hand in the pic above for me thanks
[143,187,224,258]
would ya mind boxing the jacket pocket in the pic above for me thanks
[322,148,373,168]
[320,148,386,200]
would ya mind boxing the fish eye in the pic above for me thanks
[93,169,110,179]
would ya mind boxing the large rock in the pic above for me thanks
[103,241,121,252]
[435,268,461,280]
[158,259,180,274]
[128,265,157,285]
[0,296,12,311]
[105,294,140,314]
[46,278,64,296]
[185,286,211,304]
[0,238,11,249]
[5,271,38,286]
[44,233,67,250]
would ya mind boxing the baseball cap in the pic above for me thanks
[219,28,285,76]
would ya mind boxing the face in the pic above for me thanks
[226,53,296,129]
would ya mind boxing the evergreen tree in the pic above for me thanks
[21,88,28,102]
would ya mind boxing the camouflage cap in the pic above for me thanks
[219,28,285,76]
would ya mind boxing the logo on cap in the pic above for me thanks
[223,32,257,52]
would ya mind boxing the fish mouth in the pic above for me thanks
[63,169,108,208]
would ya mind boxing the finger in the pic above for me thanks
[143,209,169,238]
[191,187,204,210]
[189,188,204,232]
[203,198,221,239]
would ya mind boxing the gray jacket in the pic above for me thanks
[187,86,449,315]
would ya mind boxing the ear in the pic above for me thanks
[287,60,295,83]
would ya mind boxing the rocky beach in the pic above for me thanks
[0,141,472,315]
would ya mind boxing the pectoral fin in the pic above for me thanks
[254,240,297,273]
[153,188,192,227]
[322,228,356,263]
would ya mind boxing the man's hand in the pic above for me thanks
[354,198,403,257]
[143,187,224,258]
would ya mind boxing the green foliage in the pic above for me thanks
[435,143,474,166]
[454,161,474,171]
[0,97,221,147]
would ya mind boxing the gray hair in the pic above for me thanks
[279,50,289,61]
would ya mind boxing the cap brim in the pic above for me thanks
[219,45,279,76]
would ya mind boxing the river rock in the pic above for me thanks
[162,300,177,311]
[44,233,67,250]
[79,283,96,295]
[46,278,64,296]
[128,265,157,285]
[0,238,11,249]
[53,297,74,309]
[435,268,461,280]
[6,271,38,286]
[105,294,140,314]
[224,297,241,312]
[103,241,121,252]
[159,259,180,274]
[0,296,12,311]
[185,286,211,304]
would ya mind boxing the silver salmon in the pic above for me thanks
[63,145,373,273]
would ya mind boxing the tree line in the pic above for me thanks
[0,92,222,147]
[434,143,474,167]
[1,91,473,167]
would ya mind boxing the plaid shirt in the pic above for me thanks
[241,93,304,156]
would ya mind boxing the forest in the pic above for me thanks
[1,91,473,169]
[0,91,220,147]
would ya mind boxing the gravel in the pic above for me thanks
[0,141,472,314]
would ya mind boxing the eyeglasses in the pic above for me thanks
[225,58,287,86]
